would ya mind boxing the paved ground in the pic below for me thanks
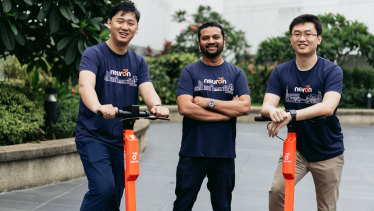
[1,122,373,211]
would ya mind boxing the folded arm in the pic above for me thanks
[177,94,230,122]
[260,92,341,137]
[193,95,251,117]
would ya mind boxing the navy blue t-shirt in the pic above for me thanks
[76,42,151,148]
[266,57,344,162]
[177,60,250,158]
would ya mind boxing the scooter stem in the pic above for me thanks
[282,132,297,211]
[124,129,139,211]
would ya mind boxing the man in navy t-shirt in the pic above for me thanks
[261,14,344,210]
[75,2,169,210]
[173,21,251,211]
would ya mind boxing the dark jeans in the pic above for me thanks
[173,157,235,211]
[76,139,124,211]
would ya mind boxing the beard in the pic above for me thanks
[199,43,224,59]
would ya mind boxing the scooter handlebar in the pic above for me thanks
[254,116,272,121]
[97,110,169,120]
[116,110,150,118]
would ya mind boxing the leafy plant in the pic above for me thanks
[0,84,44,145]
[145,52,198,104]
[45,96,80,139]
[255,33,294,64]
[237,59,278,104]
[340,66,374,108]
[1,56,29,87]
[0,0,118,83]
[0,55,80,145]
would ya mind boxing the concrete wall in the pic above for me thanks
[0,119,149,193]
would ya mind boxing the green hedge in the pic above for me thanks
[340,67,374,108]
[238,61,277,105]
[0,83,80,145]
[146,52,198,104]
[45,96,80,139]
[0,84,44,145]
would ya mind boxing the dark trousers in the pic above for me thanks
[173,157,235,211]
[76,139,124,211]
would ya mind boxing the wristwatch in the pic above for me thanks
[289,109,297,121]
[208,99,215,108]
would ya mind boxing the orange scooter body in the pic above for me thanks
[123,129,139,211]
[282,132,297,211]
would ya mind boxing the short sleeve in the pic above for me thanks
[324,66,343,95]
[234,69,250,96]
[177,67,194,97]
[137,56,151,85]
[266,66,282,97]
[79,47,100,75]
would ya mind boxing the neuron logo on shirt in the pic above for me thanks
[104,69,137,86]
[294,85,312,93]
[109,69,131,77]
[194,77,233,94]
[286,86,322,104]
[204,77,226,85]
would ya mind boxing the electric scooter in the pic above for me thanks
[100,105,169,211]
[254,115,324,211]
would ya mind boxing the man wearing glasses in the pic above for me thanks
[260,14,344,211]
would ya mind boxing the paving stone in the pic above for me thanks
[1,123,373,211]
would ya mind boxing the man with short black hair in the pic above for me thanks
[75,1,168,210]
[174,20,251,211]
[261,14,344,211]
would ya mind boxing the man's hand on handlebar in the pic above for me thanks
[267,108,293,137]
[269,107,289,122]
[97,104,118,119]
[150,105,169,118]
[268,119,290,138]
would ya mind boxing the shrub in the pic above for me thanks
[340,67,374,108]
[0,84,44,145]
[145,52,198,104]
[237,59,277,104]
[45,95,80,139]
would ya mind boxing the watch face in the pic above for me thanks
[208,99,215,108]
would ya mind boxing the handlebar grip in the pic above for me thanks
[99,109,169,120]
[254,116,272,121]
[138,111,151,117]
[115,110,154,118]
[116,110,132,117]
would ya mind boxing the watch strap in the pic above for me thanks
[289,109,297,121]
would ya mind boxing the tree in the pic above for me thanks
[170,5,251,64]
[255,13,374,67]
[255,32,294,65]
[0,0,123,82]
